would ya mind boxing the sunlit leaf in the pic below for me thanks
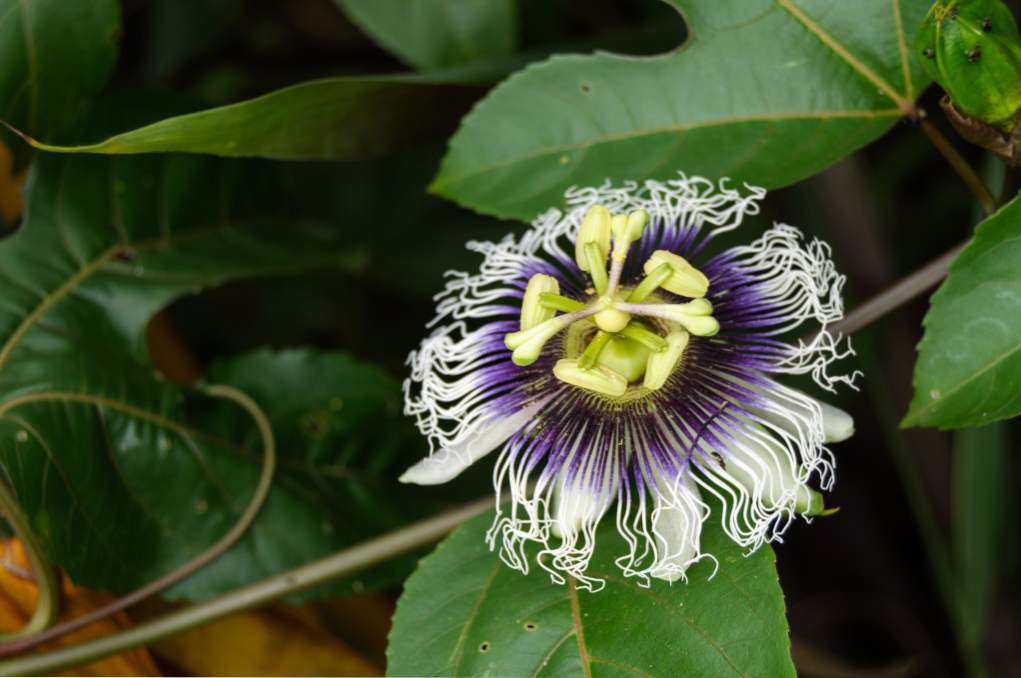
[431,0,930,219]
[387,510,794,677]
[904,195,1021,428]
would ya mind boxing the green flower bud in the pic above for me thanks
[916,0,1021,130]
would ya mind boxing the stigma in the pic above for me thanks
[503,204,719,397]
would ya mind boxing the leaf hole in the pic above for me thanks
[524,622,537,632]
[479,641,491,653]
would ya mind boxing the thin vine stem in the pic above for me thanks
[918,117,997,217]
[0,383,277,658]
[0,475,59,639]
[0,496,494,677]
[826,242,965,337]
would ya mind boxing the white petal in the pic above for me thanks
[552,430,618,538]
[650,474,705,582]
[553,480,614,539]
[720,424,814,512]
[399,402,543,485]
[817,400,854,442]
[725,376,854,445]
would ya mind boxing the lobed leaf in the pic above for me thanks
[431,0,931,220]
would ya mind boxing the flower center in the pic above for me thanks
[504,204,719,397]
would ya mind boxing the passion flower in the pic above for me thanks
[401,175,857,590]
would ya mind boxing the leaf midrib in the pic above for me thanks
[0,221,246,377]
[436,109,900,190]
[910,334,1021,422]
[774,0,912,113]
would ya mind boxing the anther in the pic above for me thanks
[574,205,612,273]
[520,274,560,330]
[644,330,689,390]
[642,250,709,298]
[583,242,609,294]
[612,210,649,249]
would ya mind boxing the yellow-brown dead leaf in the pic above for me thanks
[0,539,161,676]
[0,140,26,226]
[153,604,381,676]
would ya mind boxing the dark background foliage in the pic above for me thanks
[1,1,1019,675]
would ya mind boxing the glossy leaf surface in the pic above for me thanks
[905,195,1021,428]
[10,77,478,161]
[432,0,930,219]
[387,510,793,677]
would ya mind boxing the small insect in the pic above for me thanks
[922,47,935,59]
[967,44,983,63]
[982,16,992,31]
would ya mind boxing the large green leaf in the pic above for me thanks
[387,510,794,677]
[431,0,930,220]
[0,0,120,138]
[7,76,479,160]
[904,196,1021,428]
[0,146,424,597]
[335,0,517,71]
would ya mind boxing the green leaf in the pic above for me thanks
[0,0,120,137]
[182,348,434,600]
[431,0,931,220]
[0,144,418,597]
[334,0,517,71]
[7,76,479,160]
[904,195,1021,428]
[387,510,794,677]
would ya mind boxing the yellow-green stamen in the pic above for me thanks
[504,203,718,396]
[628,263,673,303]
[540,293,586,313]
[520,274,560,330]
[643,250,709,298]
[578,330,613,369]
[619,323,668,351]
[583,242,609,294]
